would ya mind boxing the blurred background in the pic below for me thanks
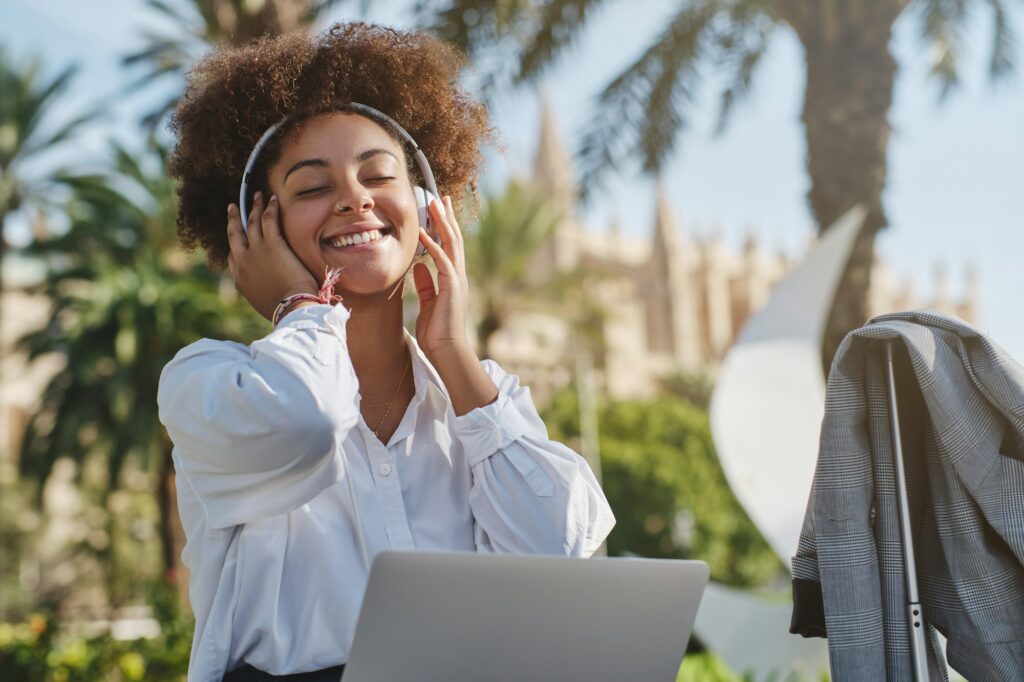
[1,0,1021,679]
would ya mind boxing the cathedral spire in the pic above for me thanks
[533,91,575,215]
[653,182,683,252]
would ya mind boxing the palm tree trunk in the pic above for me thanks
[157,441,189,606]
[788,0,907,369]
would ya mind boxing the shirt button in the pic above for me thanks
[378,462,392,477]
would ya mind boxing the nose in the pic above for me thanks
[334,186,374,215]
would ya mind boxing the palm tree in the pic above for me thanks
[18,140,265,598]
[463,179,571,358]
[123,0,363,126]
[0,49,94,334]
[425,0,1020,365]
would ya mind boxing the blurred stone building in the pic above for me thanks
[484,101,976,404]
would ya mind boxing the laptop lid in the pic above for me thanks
[342,551,709,682]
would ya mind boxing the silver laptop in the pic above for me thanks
[342,551,708,682]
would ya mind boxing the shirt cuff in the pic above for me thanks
[275,301,350,333]
[452,389,536,468]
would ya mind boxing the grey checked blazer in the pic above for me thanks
[791,311,1024,681]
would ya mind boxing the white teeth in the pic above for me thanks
[327,229,385,248]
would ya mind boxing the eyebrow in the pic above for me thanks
[357,148,401,164]
[282,148,402,184]
[283,158,329,183]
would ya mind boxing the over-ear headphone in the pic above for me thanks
[238,102,441,256]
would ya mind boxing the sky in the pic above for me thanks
[4,0,1023,360]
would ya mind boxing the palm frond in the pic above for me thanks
[418,0,538,96]
[518,0,609,82]
[574,0,720,199]
[984,0,1016,80]
[917,0,970,99]
[466,179,563,290]
[712,8,773,136]
[145,0,193,25]
[21,65,78,141]
[0,50,93,234]
[0,53,85,169]
[19,108,101,159]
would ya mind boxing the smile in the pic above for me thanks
[323,227,392,249]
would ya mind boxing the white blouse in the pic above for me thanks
[157,303,615,682]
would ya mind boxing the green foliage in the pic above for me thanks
[0,580,192,681]
[14,139,265,592]
[463,179,568,357]
[0,476,41,620]
[544,386,784,588]
[659,370,714,410]
[18,140,264,497]
[677,652,742,682]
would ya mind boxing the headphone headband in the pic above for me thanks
[237,103,440,232]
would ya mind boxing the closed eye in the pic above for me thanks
[366,176,396,183]
[297,186,329,196]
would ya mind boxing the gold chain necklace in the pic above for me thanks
[370,352,412,440]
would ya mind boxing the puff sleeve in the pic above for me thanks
[157,304,359,529]
[453,360,615,557]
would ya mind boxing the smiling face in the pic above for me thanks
[267,112,422,297]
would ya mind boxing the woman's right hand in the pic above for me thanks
[226,192,319,321]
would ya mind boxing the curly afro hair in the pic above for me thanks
[168,23,491,269]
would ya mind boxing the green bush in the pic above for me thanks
[544,386,784,588]
[0,581,191,682]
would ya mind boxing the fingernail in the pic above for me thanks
[227,204,233,216]
[270,194,277,204]
[255,191,262,202]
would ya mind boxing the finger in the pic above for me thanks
[262,195,282,241]
[418,226,456,278]
[428,198,453,251]
[247,192,265,241]
[412,261,436,305]
[226,203,249,252]
[442,196,462,244]
[429,198,462,271]
[441,195,466,271]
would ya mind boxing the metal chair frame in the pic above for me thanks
[883,342,930,681]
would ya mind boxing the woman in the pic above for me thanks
[159,23,615,682]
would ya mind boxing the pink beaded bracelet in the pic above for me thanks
[272,266,344,326]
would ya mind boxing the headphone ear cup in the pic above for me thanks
[413,185,440,255]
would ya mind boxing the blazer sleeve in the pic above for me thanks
[451,359,616,557]
[157,304,359,529]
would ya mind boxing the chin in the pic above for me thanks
[331,261,409,298]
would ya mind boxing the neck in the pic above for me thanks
[342,286,410,401]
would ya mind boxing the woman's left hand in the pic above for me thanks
[413,195,472,363]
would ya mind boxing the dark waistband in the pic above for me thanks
[223,663,345,681]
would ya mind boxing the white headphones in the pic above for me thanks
[238,102,441,255]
